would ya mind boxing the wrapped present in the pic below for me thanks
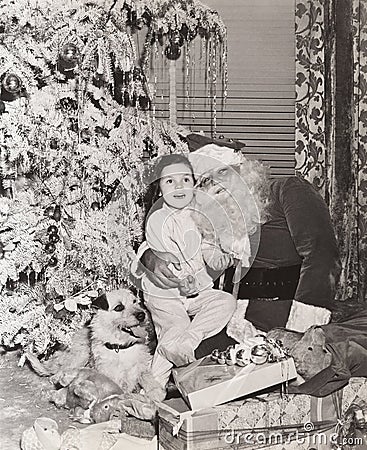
[172,355,297,411]
[158,391,341,450]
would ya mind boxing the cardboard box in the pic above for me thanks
[172,356,297,411]
[158,391,342,450]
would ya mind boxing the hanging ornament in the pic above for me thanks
[49,233,60,244]
[91,201,101,211]
[44,205,55,218]
[198,26,210,39]
[132,67,144,82]
[138,95,151,110]
[2,73,22,94]
[49,138,59,150]
[170,31,184,47]
[47,225,58,234]
[44,242,56,254]
[165,44,181,61]
[48,256,58,267]
[53,205,62,222]
[59,43,79,64]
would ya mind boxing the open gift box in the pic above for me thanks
[172,356,297,411]
[157,392,341,450]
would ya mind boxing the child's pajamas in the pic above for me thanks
[143,203,236,388]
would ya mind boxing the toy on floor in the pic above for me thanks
[21,417,157,450]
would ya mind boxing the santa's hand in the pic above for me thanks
[209,253,234,271]
[141,248,181,289]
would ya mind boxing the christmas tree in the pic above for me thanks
[0,0,227,357]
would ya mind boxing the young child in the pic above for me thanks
[142,153,237,391]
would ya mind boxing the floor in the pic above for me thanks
[0,350,156,450]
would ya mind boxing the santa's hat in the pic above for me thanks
[188,144,243,179]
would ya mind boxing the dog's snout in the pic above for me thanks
[135,311,146,322]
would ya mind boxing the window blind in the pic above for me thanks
[152,0,295,177]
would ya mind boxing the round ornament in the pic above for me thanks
[210,348,220,361]
[47,225,58,234]
[217,351,226,365]
[170,31,184,47]
[138,95,151,110]
[50,138,59,150]
[49,233,60,244]
[165,44,181,61]
[250,344,269,365]
[91,201,101,211]
[44,205,55,218]
[45,242,56,254]
[235,349,250,366]
[2,73,22,94]
[60,43,79,64]
[48,256,58,267]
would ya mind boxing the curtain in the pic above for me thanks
[295,0,327,194]
[295,0,367,302]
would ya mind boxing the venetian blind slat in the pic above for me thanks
[153,0,295,177]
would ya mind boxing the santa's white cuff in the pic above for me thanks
[286,300,331,332]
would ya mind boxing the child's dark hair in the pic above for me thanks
[153,153,194,182]
[143,153,195,223]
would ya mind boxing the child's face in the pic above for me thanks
[159,163,194,209]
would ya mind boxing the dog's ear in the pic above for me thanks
[91,293,109,311]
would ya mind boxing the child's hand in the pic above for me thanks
[178,275,198,297]
[209,253,234,271]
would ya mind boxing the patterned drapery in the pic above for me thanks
[295,0,327,194]
[295,0,367,302]
[347,0,367,301]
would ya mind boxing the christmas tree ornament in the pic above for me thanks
[49,233,60,244]
[44,242,56,254]
[44,206,55,218]
[210,348,220,361]
[49,138,59,150]
[225,346,236,365]
[52,205,62,222]
[235,348,250,366]
[138,95,150,110]
[250,344,270,365]
[48,256,58,267]
[165,44,181,61]
[91,202,101,211]
[59,43,79,64]
[217,351,226,365]
[2,73,22,94]
[170,31,184,47]
[47,225,58,234]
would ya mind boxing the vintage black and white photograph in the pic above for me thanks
[0,0,366,449]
